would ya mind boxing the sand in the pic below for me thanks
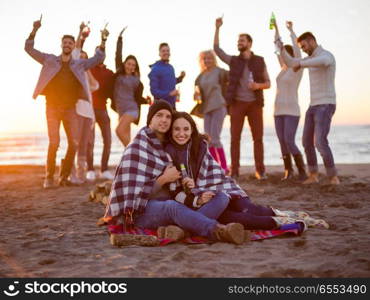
[0,164,369,278]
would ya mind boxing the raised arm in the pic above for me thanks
[273,17,284,68]
[24,17,47,64]
[213,17,231,65]
[286,21,301,59]
[115,27,127,72]
[81,27,108,70]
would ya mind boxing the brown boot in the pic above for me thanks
[157,225,185,242]
[213,223,244,245]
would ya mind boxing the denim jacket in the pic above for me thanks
[25,39,105,100]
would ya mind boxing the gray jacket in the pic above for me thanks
[25,39,105,100]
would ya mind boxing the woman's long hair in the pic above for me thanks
[119,55,141,77]
[169,111,207,165]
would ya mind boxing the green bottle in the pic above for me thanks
[269,12,276,30]
[180,164,190,194]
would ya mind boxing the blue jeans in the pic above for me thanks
[302,104,337,176]
[274,115,301,156]
[135,200,218,239]
[45,106,79,179]
[218,196,276,230]
[87,109,112,171]
[197,192,230,219]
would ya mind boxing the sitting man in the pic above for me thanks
[104,100,245,245]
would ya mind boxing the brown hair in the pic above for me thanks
[297,32,316,43]
[61,35,75,42]
[284,45,294,57]
[239,33,253,43]
[159,42,169,50]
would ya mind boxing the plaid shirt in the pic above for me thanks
[104,127,170,224]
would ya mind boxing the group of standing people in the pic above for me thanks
[25,14,339,191]
[193,16,339,185]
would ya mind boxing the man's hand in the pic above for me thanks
[286,21,293,31]
[247,82,260,91]
[215,17,223,29]
[182,177,195,189]
[101,27,109,41]
[179,71,186,79]
[79,22,86,32]
[33,19,42,31]
[197,191,215,206]
[169,89,179,97]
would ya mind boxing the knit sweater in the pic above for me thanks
[281,45,336,106]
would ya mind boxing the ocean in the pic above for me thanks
[0,125,369,167]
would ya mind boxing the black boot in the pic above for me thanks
[293,153,308,181]
[282,155,294,181]
[58,159,73,186]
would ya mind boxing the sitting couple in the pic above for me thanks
[104,100,306,245]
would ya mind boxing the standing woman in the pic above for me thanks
[113,29,147,147]
[194,50,229,174]
[273,20,307,181]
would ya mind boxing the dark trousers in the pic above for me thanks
[218,196,276,230]
[87,109,112,172]
[230,100,264,175]
[45,106,79,179]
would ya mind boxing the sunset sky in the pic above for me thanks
[0,0,369,133]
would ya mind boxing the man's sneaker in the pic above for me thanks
[213,223,245,245]
[100,170,114,180]
[86,170,96,182]
[43,178,55,189]
[255,171,268,180]
[157,225,185,241]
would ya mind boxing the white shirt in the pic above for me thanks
[274,32,303,116]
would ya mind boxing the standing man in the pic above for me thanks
[148,43,186,109]
[280,32,339,185]
[25,17,108,188]
[87,61,115,181]
[214,17,271,180]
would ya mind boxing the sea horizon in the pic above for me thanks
[1,124,369,166]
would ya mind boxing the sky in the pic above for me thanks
[0,0,370,133]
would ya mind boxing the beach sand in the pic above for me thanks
[0,164,369,278]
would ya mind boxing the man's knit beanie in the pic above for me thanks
[146,99,174,126]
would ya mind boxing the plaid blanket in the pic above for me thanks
[190,149,247,198]
[104,127,170,225]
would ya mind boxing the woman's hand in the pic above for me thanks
[197,191,215,206]
[182,177,195,189]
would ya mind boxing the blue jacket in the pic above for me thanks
[25,39,105,100]
[148,60,177,107]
